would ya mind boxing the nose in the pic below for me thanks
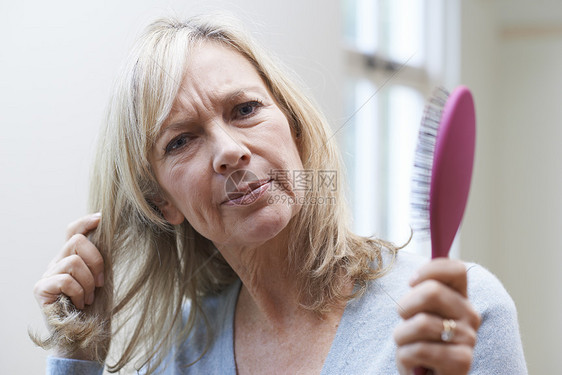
[211,123,251,174]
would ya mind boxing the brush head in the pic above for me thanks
[411,88,449,237]
[411,86,476,258]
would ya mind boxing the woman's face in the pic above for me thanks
[150,42,305,248]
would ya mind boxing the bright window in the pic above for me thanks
[342,0,452,256]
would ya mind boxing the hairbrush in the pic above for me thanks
[411,85,476,258]
[410,85,476,374]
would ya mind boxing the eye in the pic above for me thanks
[164,133,193,154]
[234,100,263,119]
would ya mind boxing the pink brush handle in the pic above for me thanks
[415,87,476,375]
[429,86,476,258]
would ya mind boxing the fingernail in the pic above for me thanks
[86,293,94,305]
[92,212,101,219]
[96,272,105,287]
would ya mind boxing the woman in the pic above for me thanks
[33,15,526,374]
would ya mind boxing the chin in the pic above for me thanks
[249,208,292,242]
[234,201,298,246]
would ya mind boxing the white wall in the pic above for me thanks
[460,1,562,373]
[3,0,559,373]
[0,1,343,373]
[496,34,562,374]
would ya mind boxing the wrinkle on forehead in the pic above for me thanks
[145,39,220,138]
[150,40,281,163]
[169,85,269,123]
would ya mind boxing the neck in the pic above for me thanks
[216,225,353,328]
[216,225,302,324]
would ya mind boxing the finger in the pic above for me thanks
[409,258,468,297]
[393,313,477,347]
[44,254,97,306]
[34,274,87,310]
[396,342,473,375]
[53,234,105,287]
[398,280,481,329]
[65,212,101,241]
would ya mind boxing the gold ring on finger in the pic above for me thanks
[441,319,457,342]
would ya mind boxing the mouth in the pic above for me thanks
[222,178,273,206]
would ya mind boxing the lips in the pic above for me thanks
[223,178,273,206]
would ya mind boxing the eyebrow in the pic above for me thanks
[155,86,269,144]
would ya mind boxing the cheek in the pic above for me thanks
[282,131,304,171]
[160,161,207,210]
[278,120,302,162]
[289,143,304,169]
[162,163,188,197]
[262,114,303,166]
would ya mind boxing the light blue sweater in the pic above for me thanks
[47,251,527,374]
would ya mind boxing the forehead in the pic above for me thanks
[182,42,262,99]
[162,42,267,124]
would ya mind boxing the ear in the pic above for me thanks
[151,195,185,225]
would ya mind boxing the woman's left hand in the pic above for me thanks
[393,258,481,375]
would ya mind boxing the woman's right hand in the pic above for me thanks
[34,212,105,311]
[32,212,112,361]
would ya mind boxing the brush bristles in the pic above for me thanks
[410,87,449,238]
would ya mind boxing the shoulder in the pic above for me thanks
[378,252,527,374]
[373,249,426,295]
[462,263,528,373]
[376,249,518,311]
[464,262,516,313]
[364,250,527,373]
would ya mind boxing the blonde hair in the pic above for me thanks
[34,14,397,373]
